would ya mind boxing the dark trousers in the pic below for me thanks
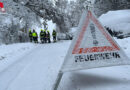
[53,36,56,42]
[47,38,51,43]
[33,37,38,43]
[29,37,32,42]
[43,37,46,43]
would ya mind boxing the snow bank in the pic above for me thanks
[0,43,37,72]
[116,37,130,58]
[99,10,130,34]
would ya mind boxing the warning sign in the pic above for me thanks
[61,10,130,72]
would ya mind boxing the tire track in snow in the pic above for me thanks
[0,45,40,90]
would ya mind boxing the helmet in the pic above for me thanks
[41,29,43,31]
[44,30,46,32]
[29,29,31,32]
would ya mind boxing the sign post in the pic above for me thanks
[53,0,130,90]
[53,71,63,90]
[53,1,95,90]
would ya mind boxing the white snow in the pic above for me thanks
[99,10,130,34]
[0,43,37,72]
[0,41,70,90]
[0,37,130,90]
[116,37,130,57]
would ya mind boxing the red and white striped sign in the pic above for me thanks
[72,11,120,54]
[61,10,130,72]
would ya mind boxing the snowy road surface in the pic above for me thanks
[0,39,130,90]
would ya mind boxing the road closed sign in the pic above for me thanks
[61,10,130,72]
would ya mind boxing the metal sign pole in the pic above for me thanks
[53,71,63,90]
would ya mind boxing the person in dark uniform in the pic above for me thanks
[46,30,51,43]
[32,29,38,43]
[29,29,32,42]
[40,29,45,43]
[52,29,57,42]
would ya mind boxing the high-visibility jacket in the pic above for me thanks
[32,32,37,37]
[46,32,50,38]
[40,31,46,38]
[29,32,32,37]
[52,31,56,36]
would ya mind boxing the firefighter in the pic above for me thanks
[32,29,38,43]
[46,30,51,43]
[40,29,44,43]
[52,29,57,42]
[29,29,32,42]
[43,30,47,43]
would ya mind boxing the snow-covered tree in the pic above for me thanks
[13,0,71,33]
[0,0,42,44]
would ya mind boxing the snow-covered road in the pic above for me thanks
[0,41,69,90]
[0,39,130,90]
